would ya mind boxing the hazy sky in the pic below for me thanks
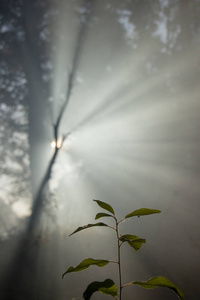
[0,0,200,299]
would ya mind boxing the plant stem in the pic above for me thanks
[122,282,132,288]
[115,217,122,300]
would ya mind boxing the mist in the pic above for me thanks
[0,0,200,299]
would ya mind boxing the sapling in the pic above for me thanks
[62,200,184,300]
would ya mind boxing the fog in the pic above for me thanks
[0,0,200,299]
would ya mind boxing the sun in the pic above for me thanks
[51,138,62,149]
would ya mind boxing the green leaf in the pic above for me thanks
[132,276,184,300]
[95,212,113,220]
[83,279,118,299]
[69,223,108,236]
[62,258,110,278]
[93,199,115,215]
[125,208,161,219]
[119,234,146,251]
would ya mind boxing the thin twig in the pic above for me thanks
[107,225,117,231]
[115,218,122,300]
[108,260,118,264]
[122,282,133,288]
[118,217,126,224]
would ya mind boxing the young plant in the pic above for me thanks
[62,200,184,300]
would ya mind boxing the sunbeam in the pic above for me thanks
[1,1,200,299]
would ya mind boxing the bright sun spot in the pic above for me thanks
[51,138,62,149]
